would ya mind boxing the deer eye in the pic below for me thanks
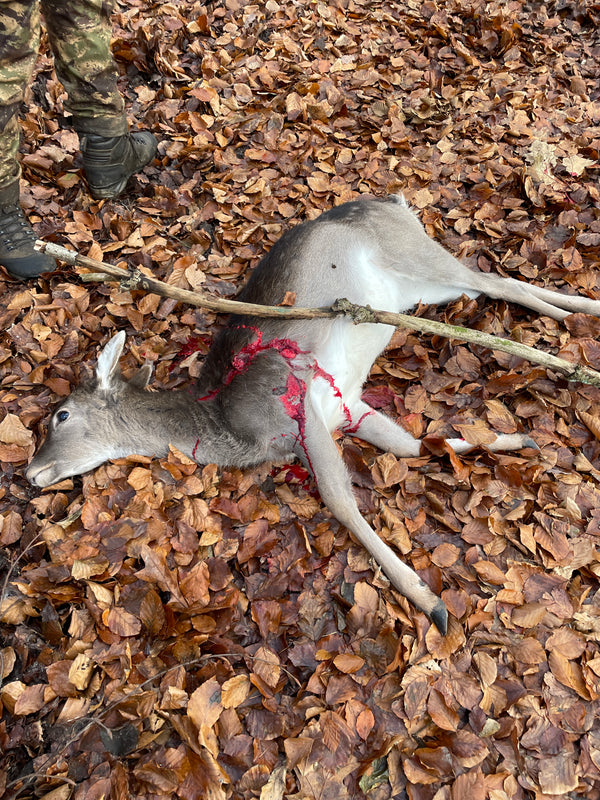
[56,410,70,423]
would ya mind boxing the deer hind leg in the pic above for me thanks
[516,280,600,318]
[472,273,600,321]
[300,396,447,632]
[344,401,536,455]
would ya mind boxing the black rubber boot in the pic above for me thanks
[80,131,158,199]
[0,181,56,279]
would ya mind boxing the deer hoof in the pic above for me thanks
[429,600,448,635]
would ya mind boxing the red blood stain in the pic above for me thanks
[197,326,309,402]
[194,326,375,471]
[283,464,311,483]
[169,337,208,373]
[279,371,313,472]
[343,409,374,434]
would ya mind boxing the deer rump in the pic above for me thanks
[27,195,600,634]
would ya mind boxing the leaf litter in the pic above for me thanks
[3,0,600,798]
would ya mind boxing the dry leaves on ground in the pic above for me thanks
[2,1,600,798]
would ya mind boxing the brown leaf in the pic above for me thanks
[548,651,591,700]
[472,560,506,586]
[371,452,408,487]
[321,711,354,756]
[452,419,498,446]
[252,646,281,689]
[0,647,16,680]
[136,544,186,606]
[102,606,142,637]
[427,688,459,732]
[237,519,278,563]
[14,684,50,715]
[258,765,287,800]
[68,653,94,691]
[0,510,22,545]
[179,560,210,607]
[333,654,365,674]
[538,753,578,794]
[221,675,250,709]
[285,92,305,121]
[0,681,26,713]
[280,291,297,307]
[484,399,518,433]
[0,413,33,446]
[187,677,224,730]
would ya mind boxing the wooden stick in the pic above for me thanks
[35,239,600,387]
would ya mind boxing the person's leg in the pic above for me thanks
[41,0,156,198]
[0,0,55,277]
[41,0,125,134]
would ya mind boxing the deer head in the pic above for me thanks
[26,332,153,487]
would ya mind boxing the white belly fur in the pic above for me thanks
[307,251,402,431]
[309,319,394,430]
[297,244,479,432]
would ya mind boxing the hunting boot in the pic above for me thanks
[80,131,157,199]
[0,181,56,279]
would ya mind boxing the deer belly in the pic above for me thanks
[308,318,394,431]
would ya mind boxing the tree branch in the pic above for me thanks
[36,240,600,387]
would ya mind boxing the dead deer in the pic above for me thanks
[26,195,600,633]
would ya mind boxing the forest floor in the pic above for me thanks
[2,1,600,798]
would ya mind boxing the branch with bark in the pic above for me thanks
[36,240,600,387]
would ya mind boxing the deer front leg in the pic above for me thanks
[300,397,448,633]
[344,401,536,455]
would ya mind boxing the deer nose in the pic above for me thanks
[25,460,57,488]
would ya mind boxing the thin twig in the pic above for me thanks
[36,239,600,387]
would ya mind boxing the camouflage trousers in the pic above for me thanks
[0,0,128,189]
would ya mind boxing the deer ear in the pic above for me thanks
[96,331,126,391]
[128,364,153,389]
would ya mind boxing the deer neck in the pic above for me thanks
[130,388,261,468]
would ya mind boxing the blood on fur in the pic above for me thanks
[196,326,374,469]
